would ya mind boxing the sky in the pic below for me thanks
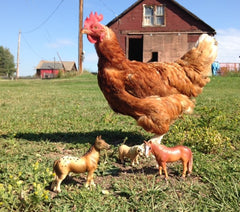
[0,0,240,76]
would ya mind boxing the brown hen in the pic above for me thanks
[82,12,218,143]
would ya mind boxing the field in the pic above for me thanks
[0,73,240,211]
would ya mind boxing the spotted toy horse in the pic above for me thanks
[51,136,110,193]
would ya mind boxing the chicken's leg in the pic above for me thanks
[145,134,165,168]
[149,134,164,144]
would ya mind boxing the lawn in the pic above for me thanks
[0,73,240,211]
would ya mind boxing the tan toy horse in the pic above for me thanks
[118,144,144,166]
[144,141,193,179]
[51,136,110,193]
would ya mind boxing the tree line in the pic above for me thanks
[0,46,16,78]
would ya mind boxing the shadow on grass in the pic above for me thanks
[6,130,146,146]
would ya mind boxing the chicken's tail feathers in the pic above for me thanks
[195,34,218,54]
[176,34,217,95]
[194,34,218,67]
[179,34,218,76]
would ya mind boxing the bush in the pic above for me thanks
[165,106,233,154]
[185,127,230,154]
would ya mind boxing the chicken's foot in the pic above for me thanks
[149,134,164,144]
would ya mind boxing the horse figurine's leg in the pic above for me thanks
[52,174,67,193]
[135,155,139,165]
[119,155,124,164]
[187,154,193,176]
[161,162,169,179]
[182,161,188,178]
[85,170,95,188]
[132,155,139,166]
[50,179,57,191]
[159,166,162,176]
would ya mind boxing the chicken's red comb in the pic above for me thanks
[84,12,103,29]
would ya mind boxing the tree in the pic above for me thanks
[0,46,16,78]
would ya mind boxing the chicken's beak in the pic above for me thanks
[81,28,90,34]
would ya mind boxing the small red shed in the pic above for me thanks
[107,0,216,63]
[36,60,77,79]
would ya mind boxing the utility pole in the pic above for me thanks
[16,30,21,79]
[78,0,83,74]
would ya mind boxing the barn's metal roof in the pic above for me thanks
[36,60,77,71]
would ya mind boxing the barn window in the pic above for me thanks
[143,5,165,26]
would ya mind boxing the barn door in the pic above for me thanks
[128,37,143,62]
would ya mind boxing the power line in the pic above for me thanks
[99,0,118,17]
[22,0,64,34]
[21,34,43,59]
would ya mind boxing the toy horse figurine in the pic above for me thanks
[144,141,193,179]
[51,136,111,193]
[118,144,144,166]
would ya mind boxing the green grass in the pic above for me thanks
[0,73,240,211]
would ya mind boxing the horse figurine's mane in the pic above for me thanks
[83,145,94,156]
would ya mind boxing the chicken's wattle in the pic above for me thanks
[87,35,97,44]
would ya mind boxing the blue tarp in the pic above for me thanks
[211,62,220,75]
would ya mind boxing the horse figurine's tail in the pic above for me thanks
[50,160,60,191]
[52,159,60,175]
[187,152,193,175]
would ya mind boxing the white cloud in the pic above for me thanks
[46,39,75,48]
[83,52,98,63]
[83,52,98,72]
[216,28,240,62]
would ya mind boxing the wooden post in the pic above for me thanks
[78,0,83,74]
[16,30,21,79]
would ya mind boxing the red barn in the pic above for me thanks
[107,0,216,64]
[36,60,77,79]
